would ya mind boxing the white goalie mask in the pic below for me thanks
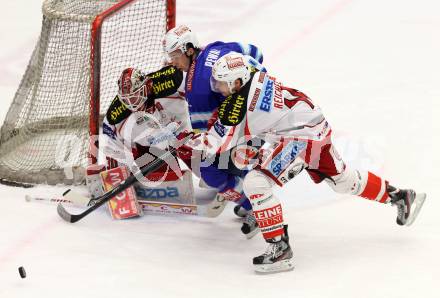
[163,25,200,58]
[210,52,252,94]
[117,68,150,111]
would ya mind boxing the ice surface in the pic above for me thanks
[0,1,439,297]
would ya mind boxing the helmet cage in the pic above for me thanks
[118,83,148,111]
[117,68,149,111]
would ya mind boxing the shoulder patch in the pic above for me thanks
[217,74,254,126]
[218,94,247,126]
[148,66,183,99]
[106,96,132,125]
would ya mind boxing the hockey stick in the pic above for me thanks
[25,195,74,205]
[57,140,188,223]
[30,192,226,217]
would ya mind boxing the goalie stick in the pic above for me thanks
[57,137,191,223]
[29,193,226,217]
[25,195,74,204]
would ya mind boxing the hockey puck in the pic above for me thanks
[18,266,26,278]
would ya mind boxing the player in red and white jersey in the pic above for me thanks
[183,52,426,273]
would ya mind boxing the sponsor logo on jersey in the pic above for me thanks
[102,122,116,140]
[316,120,329,139]
[218,94,247,126]
[107,97,131,125]
[214,121,226,137]
[248,88,261,112]
[256,195,273,206]
[146,131,175,145]
[149,66,176,79]
[186,61,196,91]
[110,101,128,121]
[258,77,274,112]
[228,95,246,124]
[152,79,175,96]
[204,49,221,67]
[273,80,283,109]
[254,204,283,228]
[139,202,197,215]
[250,194,274,206]
[270,141,307,177]
[136,186,179,200]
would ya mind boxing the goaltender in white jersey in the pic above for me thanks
[102,66,190,168]
[89,67,197,213]
[183,52,427,273]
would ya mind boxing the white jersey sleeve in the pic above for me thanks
[102,91,191,163]
[200,71,330,156]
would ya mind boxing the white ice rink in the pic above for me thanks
[1,0,439,297]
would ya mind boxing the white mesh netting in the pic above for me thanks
[0,0,171,185]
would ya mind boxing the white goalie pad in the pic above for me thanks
[86,164,106,199]
[135,169,195,204]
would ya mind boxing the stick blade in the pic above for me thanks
[57,203,74,223]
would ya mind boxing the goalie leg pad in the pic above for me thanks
[100,166,143,219]
[135,169,195,204]
[86,164,106,199]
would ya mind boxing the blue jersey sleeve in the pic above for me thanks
[226,42,263,63]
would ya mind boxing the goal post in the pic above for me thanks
[0,0,176,185]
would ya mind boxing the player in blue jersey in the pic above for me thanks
[163,25,266,238]
[163,25,263,131]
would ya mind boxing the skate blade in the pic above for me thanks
[245,227,260,239]
[254,259,294,274]
[405,193,426,226]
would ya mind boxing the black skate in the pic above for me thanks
[241,212,259,239]
[390,189,426,226]
[253,225,294,273]
[234,204,248,218]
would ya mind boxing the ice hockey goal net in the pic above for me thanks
[0,0,175,185]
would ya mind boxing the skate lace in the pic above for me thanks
[263,242,281,258]
[396,202,405,219]
[391,192,409,220]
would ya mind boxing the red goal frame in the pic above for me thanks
[89,0,176,164]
